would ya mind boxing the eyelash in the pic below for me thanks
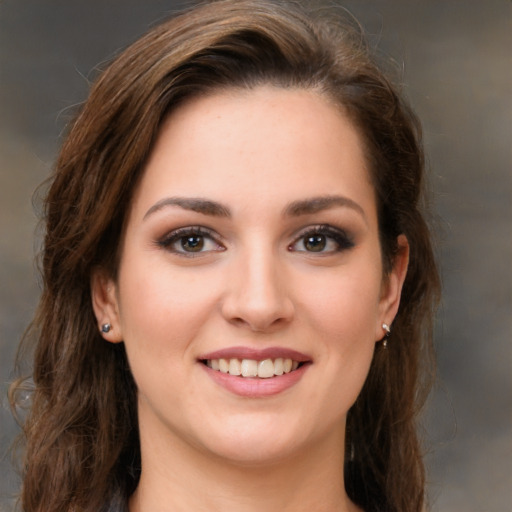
[289,224,354,254]
[156,226,224,256]
[156,224,354,256]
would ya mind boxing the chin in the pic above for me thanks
[207,438,302,467]
[193,414,321,467]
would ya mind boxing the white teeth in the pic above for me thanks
[258,359,274,378]
[241,359,258,377]
[228,358,241,376]
[206,357,303,378]
[219,358,229,373]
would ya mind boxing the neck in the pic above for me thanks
[129,420,360,512]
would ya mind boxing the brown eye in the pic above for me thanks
[157,226,224,256]
[181,235,204,252]
[289,225,355,254]
[304,234,327,252]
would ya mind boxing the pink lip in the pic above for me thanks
[197,346,312,398]
[200,362,310,398]
[199,346,311,362]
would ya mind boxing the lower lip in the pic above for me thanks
[200,363,310,397]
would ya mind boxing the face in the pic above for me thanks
[93,86,407,466]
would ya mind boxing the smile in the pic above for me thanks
[204,358,301,378]
[198,347,311,396]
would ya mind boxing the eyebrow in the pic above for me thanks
[143,194,366,223]
[284,195,367,223]
[143,197,231,220]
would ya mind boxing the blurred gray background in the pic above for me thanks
[0,1,510,510]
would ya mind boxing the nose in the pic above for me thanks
[220,249,295,333]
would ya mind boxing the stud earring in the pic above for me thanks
[381,323,391,348]
[101,323,112,333]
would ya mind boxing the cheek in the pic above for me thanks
[297,261,382,401]
[116,254,214,360]
[116,250,235,378]
[301,263,383,339]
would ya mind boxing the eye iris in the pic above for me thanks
[305,234,326,252]
[182,235,204,252]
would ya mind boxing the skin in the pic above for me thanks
[92,86,408,512]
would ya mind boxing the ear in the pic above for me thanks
[91,267,123,343]
[375,234,409,341]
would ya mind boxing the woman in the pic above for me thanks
[10,1,440,511]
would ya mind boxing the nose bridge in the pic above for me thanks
[222,238,293,331]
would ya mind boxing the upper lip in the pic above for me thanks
[199,346,312,362]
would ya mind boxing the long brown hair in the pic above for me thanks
[10,1,440,511]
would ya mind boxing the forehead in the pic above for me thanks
[130,86,376,221]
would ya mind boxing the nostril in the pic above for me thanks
[227,314,290,333]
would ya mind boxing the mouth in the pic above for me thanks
[198,347,311,397]
[201,357,304,378]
